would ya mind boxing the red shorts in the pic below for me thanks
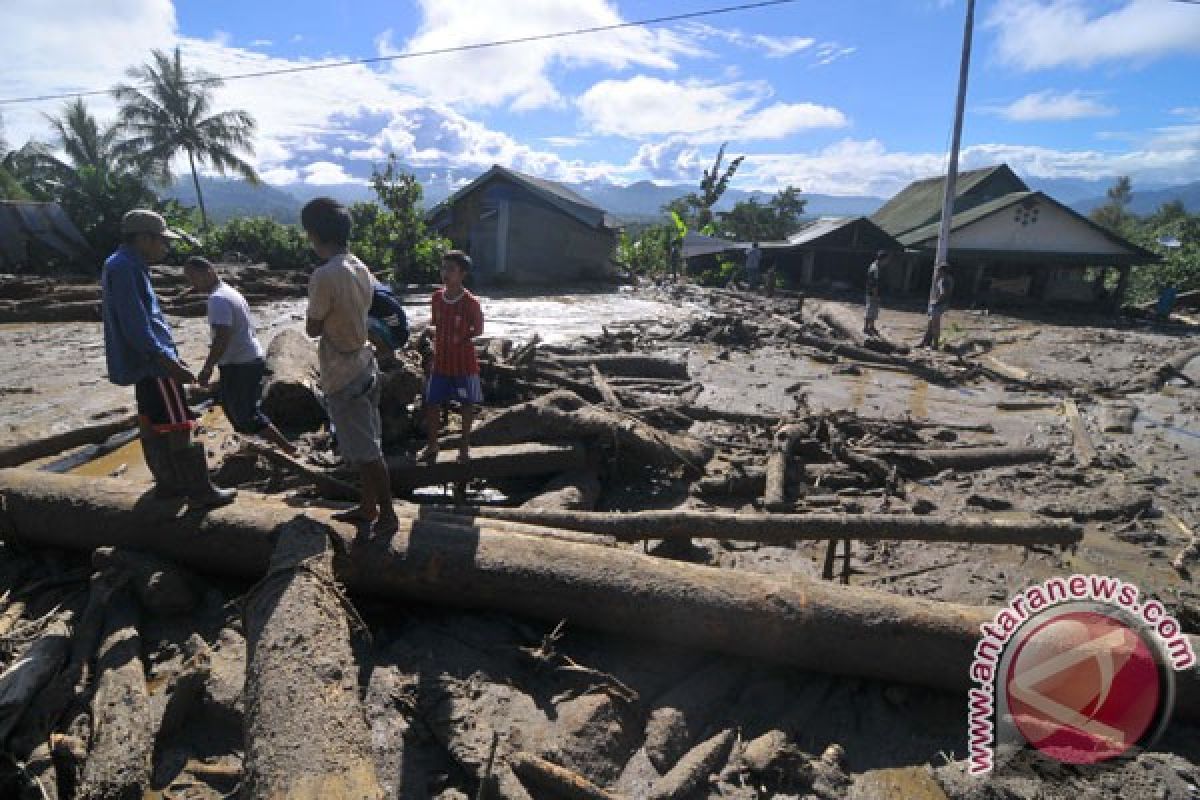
[135,377,197,434]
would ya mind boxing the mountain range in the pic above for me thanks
[163,169,1197,228]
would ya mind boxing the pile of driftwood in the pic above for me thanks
[0,265,308,324]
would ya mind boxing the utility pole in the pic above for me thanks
[930,0,976,305]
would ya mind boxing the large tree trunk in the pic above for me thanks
[471,390,711,475]
[243,516,383,799]
[546,354,689,381]
[384,443,589,491]
[261,329,325,431]
[853,445,1054,476]
[444,507,1082,547]
[0,470,1193,718]
[187,148,208,230]
[77,586,152,800]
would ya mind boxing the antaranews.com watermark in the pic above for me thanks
[967,573,1196,775]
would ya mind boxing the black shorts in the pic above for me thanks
[135,376,197,434]
[217,359,271,434]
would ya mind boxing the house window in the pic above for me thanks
[1013,203,1040,227]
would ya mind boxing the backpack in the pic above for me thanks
[369,285,409,347]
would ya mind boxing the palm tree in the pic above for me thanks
[113,47,259,228]
[45,97,125,174]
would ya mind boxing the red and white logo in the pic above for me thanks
[1004,608,1164,765]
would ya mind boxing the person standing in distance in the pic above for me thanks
[302,197,399,536]
[863,250,889,337]
[101,210,235,508]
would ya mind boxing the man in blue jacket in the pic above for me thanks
[102,209,235,508]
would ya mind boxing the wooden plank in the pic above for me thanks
[1062,398,1098,467]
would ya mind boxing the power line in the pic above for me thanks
[0,0,800,107]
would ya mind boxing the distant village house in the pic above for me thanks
[426,165,618,285]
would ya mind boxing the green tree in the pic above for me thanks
[113,46,259,229]
[662,142,745,231]
[45,98,125,174]
[1091,175,1133,234]
[717,186,807,242]
[349,153,448,283]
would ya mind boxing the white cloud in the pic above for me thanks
[577,76,847,142]
[813,43,856,67]
[302,161,359,185]
[251,38,273,47]
[681,23,815,58]
[0,0,176,145]
[989,90,1117,122]
[987,0,1200,70]
[732,135,1200,197]
[380,0,699,111]
[259,166,299,184]
[543,136,587,147]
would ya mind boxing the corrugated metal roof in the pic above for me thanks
[787,216,856,245]
[428,165,617,230]
[871,164,1027,238]
[0,201,91,267]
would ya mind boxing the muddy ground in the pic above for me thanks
[1,276,1199,799]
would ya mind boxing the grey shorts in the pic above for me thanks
[865,295,880,321]
[325,362,383,466]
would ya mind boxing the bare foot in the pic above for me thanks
[416,445,439,464]
[333,506,377,524]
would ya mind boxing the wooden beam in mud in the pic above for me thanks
[0,469,1166,718]
[0,414,138,469]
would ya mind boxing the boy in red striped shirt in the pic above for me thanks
[419,250,484,463]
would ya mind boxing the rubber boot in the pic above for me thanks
[141,433,185,499]
[172,443,237,510]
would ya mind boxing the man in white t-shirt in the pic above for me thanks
[183,257,294,453]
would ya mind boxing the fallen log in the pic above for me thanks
[814,303,907,355]
[77,586,153,800]
[763,424,809,511]
[771,315,955,385]
[438,506,1082,547]
[0,299,101,324]
[980,355,1030,383]
[246,440,359,501]
[471,391,711,475]
[1127,345,1200,391]
[522,470,602,511]
[853,445,1053,476]
[692,466,766,499]
[0,470,1192,719]
[0,614,71,742]
[647,728,736,800]
[590,364,623,409]
[0,414,137,469]
[261,329,325,431]
[510,752,620,800]
[643,660,744,773]
[385,443,589,491]
[548,354,689,381]
[243,516,383,799]
[1062,398,1098,468]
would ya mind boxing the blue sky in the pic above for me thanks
[3,0,1199,196]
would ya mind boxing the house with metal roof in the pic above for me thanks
[0,201,92,273]
[871,164,1157,307]
[426,165,618,285]
[746,216,902,290]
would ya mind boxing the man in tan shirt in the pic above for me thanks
[303,197,399,535]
